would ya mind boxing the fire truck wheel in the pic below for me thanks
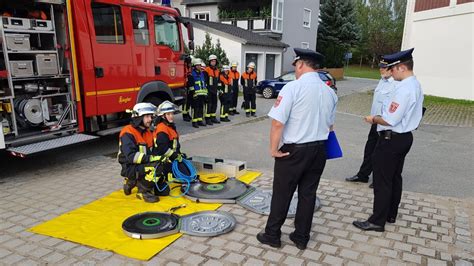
[143,96,163,108]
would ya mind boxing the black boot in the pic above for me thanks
[137,181,159,203]
[221,117,231,122]
[246,113,250,117]
[198,121,207,127]
[211,117,220,124]
[234,110,240,114]
[205,118,212,125]
[136,192,159,203]
[192,122,199,128]
[123,178,136,196]
[251,112,257,117]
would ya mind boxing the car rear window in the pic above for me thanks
[319,73,328,81]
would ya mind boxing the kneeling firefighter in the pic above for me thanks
[118,103,167,203]
[152,101,185,189]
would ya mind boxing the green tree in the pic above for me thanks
[317,0,360,68]
[193,33,229,66]
[353,0,407,66]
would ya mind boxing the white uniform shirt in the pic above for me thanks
[378,76,424,133]
[371,77,397,116]
[268,72,338,143]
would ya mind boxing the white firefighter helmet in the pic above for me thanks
[156,100,180,116]
[208,54,218,61]
[130,102,156,117]
[192,57,203,66]
[247,62,256,69]
[231,61,238,67]
[222,65,230,71]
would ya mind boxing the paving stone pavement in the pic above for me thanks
[337,91,473,128]
[1,152,473,265]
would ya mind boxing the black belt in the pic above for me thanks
[284,140,325,148]
[378,130,411,140]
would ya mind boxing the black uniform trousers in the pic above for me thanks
[231,85,239,111]
[219,93,231,118]
[206,92,218,118]
[182,89,193,117]
[192,95,206,122]
[369,132,413,226]
[243,88,256,114]
[265,142,327,244]
[356,124,378,178]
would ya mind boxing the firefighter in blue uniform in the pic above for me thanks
[229,62,240,115]
[353,48,424,232]
[188,58,208,128]
[257,48,337,250]
[218,65,232,122]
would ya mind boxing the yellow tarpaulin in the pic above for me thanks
[29,171,261,261]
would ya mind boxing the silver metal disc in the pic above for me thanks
[183,178,248,203]
[22,99,43,125]
[237,186,321,217]
[180,211,236,237]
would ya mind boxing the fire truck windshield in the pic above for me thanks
[154,16,180,51]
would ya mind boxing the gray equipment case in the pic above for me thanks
[189,156,247,178]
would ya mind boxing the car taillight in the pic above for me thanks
[325,81,332,86]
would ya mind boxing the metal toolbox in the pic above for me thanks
[188,156,247,178]
[4,34,31,51]
[10,61,34,77]
[35,54,58,76]
[1,17,31,30]
[31,19,53,31]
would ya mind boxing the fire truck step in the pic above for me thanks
[7,134,99,157]
[96,127,122,136]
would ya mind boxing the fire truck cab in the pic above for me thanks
[0,0,193,157]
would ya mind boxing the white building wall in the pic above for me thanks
[185,5,219,22]
[241,45,284,81]
[192,27,243,65]
[402,0,474,100]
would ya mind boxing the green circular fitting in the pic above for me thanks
[206,184,225,191]
[142,217,161,227]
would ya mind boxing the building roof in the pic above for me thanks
[182,18,288,48]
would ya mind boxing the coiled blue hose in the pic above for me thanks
[153,159,197,198]
[172,159,197,183]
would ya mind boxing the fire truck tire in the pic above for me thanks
[143,96,163,107]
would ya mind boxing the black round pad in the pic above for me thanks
[122,212,179,239]
[184,178,248,200]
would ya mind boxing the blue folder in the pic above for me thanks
[325,131,343,160]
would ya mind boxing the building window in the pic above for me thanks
[303,8,311,28]
[194,12,210,21]
[271,0,284,33]
[91,3,124,44]
[131,10,149,45]
[301,42,309,49]
[154,15,180,51]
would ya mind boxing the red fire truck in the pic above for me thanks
[0,0,194,157]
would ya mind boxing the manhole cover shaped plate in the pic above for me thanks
[180,211,236,237]
[122,212,180,239]
[237,186,321,217]
[183,178,248,203]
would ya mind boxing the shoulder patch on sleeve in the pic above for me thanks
[389,102,399,113]
[274,96,283,107]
